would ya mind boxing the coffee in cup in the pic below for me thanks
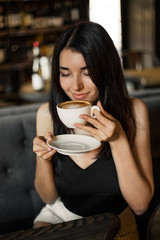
[57,100,100,128]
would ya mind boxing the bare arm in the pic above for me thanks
[33,103,58,204]
[109,98,154,215]
[74,99,154,215]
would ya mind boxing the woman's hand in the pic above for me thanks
[33,132,56,160]
[74,101,126,142]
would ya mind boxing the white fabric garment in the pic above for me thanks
[34,197,82,224]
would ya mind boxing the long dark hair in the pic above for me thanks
[49,21,135,158]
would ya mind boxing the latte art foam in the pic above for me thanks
[61,102,88,109]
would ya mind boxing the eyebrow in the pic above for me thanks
[59,66,88,70]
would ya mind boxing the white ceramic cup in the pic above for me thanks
[56,100,100,128]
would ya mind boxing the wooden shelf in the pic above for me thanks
[0,0,46,2]
[124,66,160,87]
[0,25,71,38]
[0,30,8,38]
[0,56,32,71]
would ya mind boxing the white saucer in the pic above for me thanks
[47,134,101,155]
[57,150,86,156]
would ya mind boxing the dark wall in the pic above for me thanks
[120,0,129,50]
[155,0,160,59]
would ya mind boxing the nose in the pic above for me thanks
[72,74,84,91]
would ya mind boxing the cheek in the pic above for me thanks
[94,89,99,99]
[87,80,98,93]
[89,82,99,98]
[59,78,68,91]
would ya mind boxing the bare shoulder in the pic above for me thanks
[36,102,53,135]
[130,97,149,128]
[130,97,148,114]
[37,102,51,119]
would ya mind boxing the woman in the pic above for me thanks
[33,21,154,239]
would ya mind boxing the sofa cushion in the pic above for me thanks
[0,104,44,233]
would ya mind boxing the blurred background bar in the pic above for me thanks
[0,0,160,107]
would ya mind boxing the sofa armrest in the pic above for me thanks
[147,203,160,240]
[0,213,120,240]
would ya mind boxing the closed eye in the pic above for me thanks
[83,72,90,76]
[81,67,90,76]
[60,72,70,77]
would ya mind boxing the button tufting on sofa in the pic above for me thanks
[21,138,27,146]
[26,189,33,195]
[1,166,12,175]
[5,167,12,174]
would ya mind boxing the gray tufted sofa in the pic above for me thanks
[0,90,160,238]
[0,103,44,234]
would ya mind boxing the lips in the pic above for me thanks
[72,92,90,100]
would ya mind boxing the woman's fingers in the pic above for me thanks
[37,148,56,160]
[44,132,53,141]
[74,101,119,142]
[93,108,117,136]
[33,132,55,160]
[74,119,107,142]
[33,136,49,151]
[33,137,45,151]
[78,110,115,134]
[97,101,116,122]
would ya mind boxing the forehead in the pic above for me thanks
[59,48,86,66]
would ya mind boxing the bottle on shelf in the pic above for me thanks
[31,41,44,91]
[32,1,50,29]
[20,2,33,30]
[52,1,64,27]
[62,0,72,25]
[39,44,51,82]
[71,0,80,22]
[7,5,21,30]
[0,4,6,31]
[0,40,6,64]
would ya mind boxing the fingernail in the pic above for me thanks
[73,123,79,128]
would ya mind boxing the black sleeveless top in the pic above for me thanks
[52,152,127,217]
